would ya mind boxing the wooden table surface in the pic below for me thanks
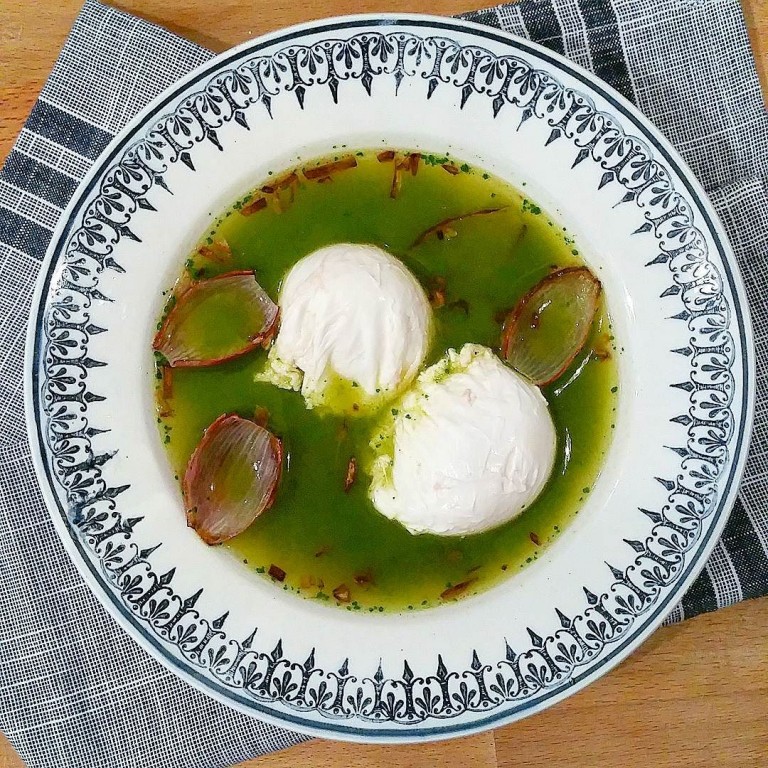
[1,0,766,766]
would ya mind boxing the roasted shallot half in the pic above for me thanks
[500,266,601,386]
[153,271,278,367]
[183,414,283,545]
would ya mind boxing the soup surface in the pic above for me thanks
[154,149,618,612]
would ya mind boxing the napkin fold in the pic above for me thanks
[0,0,765,766]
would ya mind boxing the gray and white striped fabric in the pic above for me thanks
[0,0,765,765]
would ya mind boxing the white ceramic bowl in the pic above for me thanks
[26,15,754,741]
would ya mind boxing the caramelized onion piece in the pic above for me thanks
[198,238,232,264]
[183,414,283,545]
[390,153,420,198]
[303,156,357,180]
[261,171,298,194]
[333,584,351,603]
[501,266,601,386]
[440,579,477,601]
[240,197,267,216]
[153,271,278,367]
[158,366,174,417]
[412,207,508,247]
[390,163,403,199]
[344,457,357,492]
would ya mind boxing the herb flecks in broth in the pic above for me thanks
[154,149,618,613]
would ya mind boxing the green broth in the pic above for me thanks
[156,150,618,612]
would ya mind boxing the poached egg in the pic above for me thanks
[369,344,557,536]
[258,243,431,415]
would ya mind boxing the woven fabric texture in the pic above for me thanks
[0,0,765,765]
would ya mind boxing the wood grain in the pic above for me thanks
[0,1,766,766]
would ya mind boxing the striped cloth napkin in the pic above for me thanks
[0,0,765,766]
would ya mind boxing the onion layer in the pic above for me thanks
[501,267,601,386]
[183,413,283,545]
[153,271,278,367]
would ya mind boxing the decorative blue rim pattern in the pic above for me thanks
[29,17,752,738]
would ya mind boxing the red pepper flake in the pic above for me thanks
[333,584,351,603]
[430,291,445,309]
[529,532,541,546]
[428,275,447,309]
[344,457,358,492]
[240,196,267,216]
[442,163,460,175]
[300,574,316,589]
[377,150,395,162]
[252,406,270,428]
[315,545,330,558]
[303,155,357,180]
[440,579,477,601]
[268,564,286,582]
[260,171,299,213]
[408,153,421,176]
[354,570,373,586]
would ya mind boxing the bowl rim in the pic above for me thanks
[24,12,756,742]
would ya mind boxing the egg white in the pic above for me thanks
[258,243,431,415]
[369,344,557,536]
